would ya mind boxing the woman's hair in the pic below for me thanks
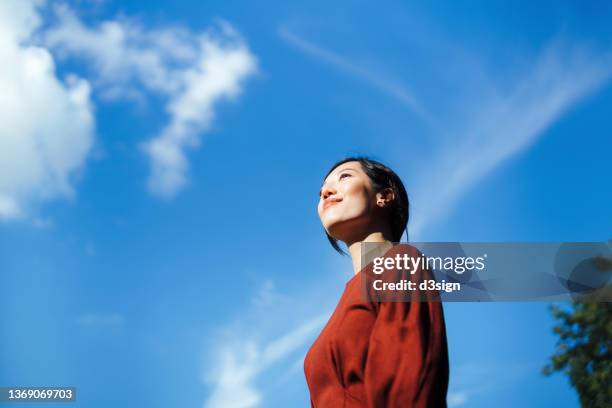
[322,156,409,255]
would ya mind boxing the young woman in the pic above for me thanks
[304,157,449,407]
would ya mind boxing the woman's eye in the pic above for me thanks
[339,173,351,180]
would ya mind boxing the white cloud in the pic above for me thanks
[0,0,257,216]
[202,280,330,408]
[44,4,195,97]
[45,8,257,198]
[0,0,95,220]
[204,316,327,408]
[143,30,256,197]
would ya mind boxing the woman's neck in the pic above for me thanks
[347,232,394,275]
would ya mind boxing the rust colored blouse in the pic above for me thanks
[304,244,449,408]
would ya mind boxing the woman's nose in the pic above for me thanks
[321,185,336,200]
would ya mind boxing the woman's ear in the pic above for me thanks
[376,188,395,208]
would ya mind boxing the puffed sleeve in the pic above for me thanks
[363,250,449,408]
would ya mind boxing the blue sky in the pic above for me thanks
[1,1,611,407]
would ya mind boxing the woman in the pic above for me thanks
[304,157,449,407]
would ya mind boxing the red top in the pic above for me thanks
[304,244,449,407]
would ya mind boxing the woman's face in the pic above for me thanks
[318,161,377,241]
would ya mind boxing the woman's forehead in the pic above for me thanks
[327,161,361,178]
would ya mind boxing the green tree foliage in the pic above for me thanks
[544,294,612,408]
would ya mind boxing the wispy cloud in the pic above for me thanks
[278,25,436,127]
[447,361,538,407]
[45,5,257,198]
[142,26,256,197]
[202,279,332,408]
[410,42,612,237]
[278,24,612,238]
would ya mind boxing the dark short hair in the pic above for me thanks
[321,157,409,255]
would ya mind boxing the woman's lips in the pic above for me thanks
[323,198,342,210]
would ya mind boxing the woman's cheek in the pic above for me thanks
[348,190,369,215]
